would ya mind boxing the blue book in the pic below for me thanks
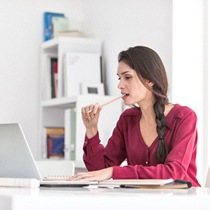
[47,134,64,158]
[43,12,65,41]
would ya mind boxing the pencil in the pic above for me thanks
[87,94,124,113]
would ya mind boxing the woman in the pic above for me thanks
[70,46,200,186]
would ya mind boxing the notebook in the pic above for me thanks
[98,179,192,189]
[0,123,97,187]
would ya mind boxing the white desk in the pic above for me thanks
[0,186,209,210]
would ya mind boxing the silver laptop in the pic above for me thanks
[0,123,97,187]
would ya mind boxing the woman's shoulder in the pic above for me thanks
[169,104,197,119]
[117,107,140,125]
[166,104,198,129]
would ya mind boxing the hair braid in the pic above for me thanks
[154,95,168,164]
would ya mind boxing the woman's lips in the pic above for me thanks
[122,94,128,100]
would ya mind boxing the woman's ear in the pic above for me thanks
[148,80,154,87]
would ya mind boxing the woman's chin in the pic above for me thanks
[123,100,133,106]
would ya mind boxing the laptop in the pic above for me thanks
[0,123,97,187]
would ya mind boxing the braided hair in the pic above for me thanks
[118,46,169,164]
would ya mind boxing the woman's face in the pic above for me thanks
[117,61,153,106]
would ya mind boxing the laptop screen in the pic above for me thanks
[0,123,42,180]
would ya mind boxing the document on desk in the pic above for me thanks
[98,179,192,189]
[98,178,174,188]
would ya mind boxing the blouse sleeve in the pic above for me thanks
[83,113,127,171]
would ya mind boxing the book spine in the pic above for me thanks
[64,109,76,160]
[43,12,65,41]
[50,58,58,98]
[70,109,76,160]
[64,109,71,160]
[45,127,65,159]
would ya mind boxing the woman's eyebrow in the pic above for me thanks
[117,71,130,76]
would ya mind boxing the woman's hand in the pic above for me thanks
[68,167,113,181]
[81,103,102,139]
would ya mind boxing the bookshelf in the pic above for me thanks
[41,37,102,100]
[40,37,123,164]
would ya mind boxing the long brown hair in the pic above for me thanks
[118,46,169,164]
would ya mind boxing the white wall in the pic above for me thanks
[81,0,172,97]
[172,0,205,185]
[0,0,83,158]
[0,0,172,159]
[205,0,210,184]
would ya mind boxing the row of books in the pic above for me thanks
[43,11,85,41]
[45,127,64,159]
[45,52,102,99]
[44,109,76,160]
[50,58,58,98]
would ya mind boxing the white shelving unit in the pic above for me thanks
[40,95,122,161]
[39,38,123,164]
[41,37,102,100]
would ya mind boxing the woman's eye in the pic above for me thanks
[117,75,132,80]
[125,76,132,80]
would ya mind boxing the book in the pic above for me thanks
[50,57,58,98]
[46,127,65,159]
[43,55,58,99]
[54,30,85,38]
[52,17,69,37]
[101,179,192,189]
[41,54,57,100]
[123,181,192,189]
[43,12,65,41]
[98,178,174,188]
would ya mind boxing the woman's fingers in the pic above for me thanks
[82,103,101,119]
[67,172,96,181]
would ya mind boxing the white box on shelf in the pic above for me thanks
[80,82,105,95]
[63,52,101,97]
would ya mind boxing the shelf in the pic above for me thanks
[41,97,77,109]
[41,95,119,109]
[42,37,102,54]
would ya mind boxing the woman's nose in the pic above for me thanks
[117,80,125,89]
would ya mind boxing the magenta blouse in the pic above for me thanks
[83,104,200,186]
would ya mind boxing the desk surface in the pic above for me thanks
[0,186,210,210]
